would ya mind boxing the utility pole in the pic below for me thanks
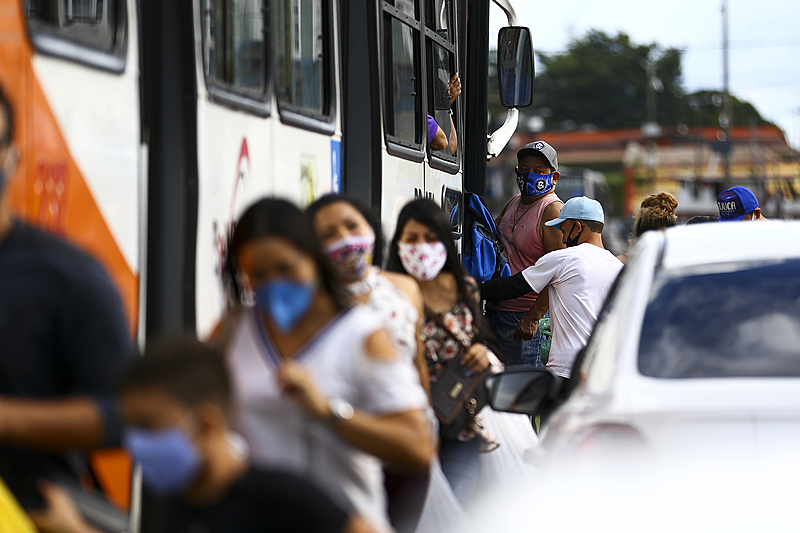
[645,60,658,192]
[722,0,733,187]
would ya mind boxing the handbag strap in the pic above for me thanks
[424,306,470,353]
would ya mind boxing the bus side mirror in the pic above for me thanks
[497,27,534,108]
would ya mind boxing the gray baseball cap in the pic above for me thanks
[517,140,559,172]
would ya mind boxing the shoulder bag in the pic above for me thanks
[425,308,489,441]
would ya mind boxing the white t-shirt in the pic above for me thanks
[521,243,623,378]
[227,305,428,533]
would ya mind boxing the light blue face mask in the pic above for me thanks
[124,427,202,496]
[255,279,317,333]
[515,170,555,197]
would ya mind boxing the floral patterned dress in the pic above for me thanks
[422,281,501,445]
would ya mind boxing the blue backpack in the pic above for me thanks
[461,193,512,282]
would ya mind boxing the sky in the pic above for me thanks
[489,0,800,149]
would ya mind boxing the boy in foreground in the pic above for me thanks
[30,338,374,533]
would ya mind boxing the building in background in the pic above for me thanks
[488,124,800,220]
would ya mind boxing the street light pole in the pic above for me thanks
[645,60,658,192]
[722,0,733,187]
[613,44,662,192]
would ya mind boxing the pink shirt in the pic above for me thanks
[488,192,562,313]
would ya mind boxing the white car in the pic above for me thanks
[470,221,800,531]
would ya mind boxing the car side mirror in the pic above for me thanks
[485,368,560,417]
[497,26,534,108]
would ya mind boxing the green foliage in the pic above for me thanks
[536,30,683,129]
[488,30,772,131]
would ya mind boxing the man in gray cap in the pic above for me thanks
[482,197,623,378]
[486,140,564,368]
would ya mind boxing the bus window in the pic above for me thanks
[425,0,451,41]
[382,1,423,154]
[203,0,267,103]
[24,0,127,71]
[275,0,332,123]
[425,0,458,169]
[386,0,415,18]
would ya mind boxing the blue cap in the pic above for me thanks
[717,186,759,221]
[545,196,604,229]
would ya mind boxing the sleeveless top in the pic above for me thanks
[489,192,562,313]
[349,267,418,364]
[227,305,428,533]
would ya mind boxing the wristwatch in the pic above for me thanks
[327,398,355,426]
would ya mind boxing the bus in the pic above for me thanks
[0,0,532,527]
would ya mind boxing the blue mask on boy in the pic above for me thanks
[515,170,555,197]
[255,279,317,333]
[124,427,202,496]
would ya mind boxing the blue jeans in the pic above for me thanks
[486,308,546,368]
[439,437,482,505]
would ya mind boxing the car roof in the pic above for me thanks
[649,220,800,271]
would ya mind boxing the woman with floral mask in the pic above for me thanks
[307,195,427,388]
[220,199,433,533]
[386,199,503,506]
[307,194,436,533]
[310,195,475,533]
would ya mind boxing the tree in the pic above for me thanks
[491,30,773,132]
[535,30,682,130]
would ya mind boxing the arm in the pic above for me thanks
[277,329,433,471]
[0,397,105,452]
[514,289,550,340]
[448,114,458,156]
[447,73,460,156]
[430,125,448,150]
[541,201,566,254]
[480,271,533,302]
[343,515,378,533]
[381,272,430,397]
[28,482,104,533]
[413,307,431,399]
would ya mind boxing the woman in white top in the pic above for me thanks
[308,195,467,533]
[307,195,427,384]
[222,198,433,533]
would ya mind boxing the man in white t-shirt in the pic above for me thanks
[480,197,623,377]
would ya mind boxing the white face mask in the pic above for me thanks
[397,241,447,281]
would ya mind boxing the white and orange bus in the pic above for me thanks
[0,0,532,527]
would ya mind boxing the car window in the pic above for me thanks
[638,259,800,378]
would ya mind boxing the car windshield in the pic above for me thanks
[638,259,800,378]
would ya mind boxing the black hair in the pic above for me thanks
[118,337,232,415]
[686,215,720,225]
[385,198,469,303]
[583,220,604,233]
[306,194,384,266]
[223,197,349,309]
[0,83,14,148]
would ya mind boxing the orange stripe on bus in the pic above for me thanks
[1,0,134,510]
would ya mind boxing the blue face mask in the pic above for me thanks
[124,427,202,496]
[255,279,317,333]
[515,170,555,197]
